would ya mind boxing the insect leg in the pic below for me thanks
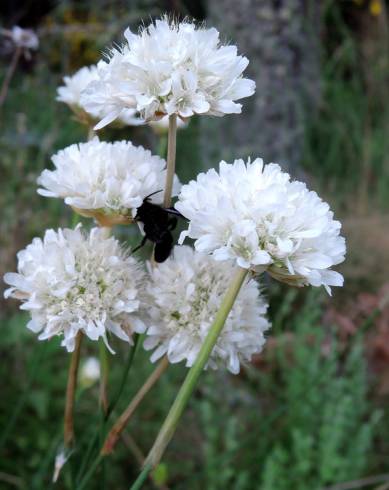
[132,235,148,254]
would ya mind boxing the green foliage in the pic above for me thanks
[258,296,380,490]
[199,398,249,490]
[301,1,389,211]
[136,291,378,490]
[0,293,380,489]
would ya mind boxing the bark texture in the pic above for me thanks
[202,0,321,172]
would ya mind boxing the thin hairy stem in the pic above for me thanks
[130,463,153,490]
[75,336,140,484]
[163,114,177,208]
[132,267,248,479]
[102,356,169,455]
[107,334,140,418]
[64,332,83,447]
[121,433,170,490]
[75,355,168,487]
[121,432,144,466]
[77,455,103,490]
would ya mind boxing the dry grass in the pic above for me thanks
[342,213,389,287]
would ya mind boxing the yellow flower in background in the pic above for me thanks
[370,0,382,16]
[352,0,382,15]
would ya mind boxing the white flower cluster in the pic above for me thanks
[37,138,180,221]
[10,26,39,50]
[3,15,346,375]
[176,158,346,294]
[56,64,142,126]
[144,246,269,374]
[80,17,255,128]
[3,226,146,352]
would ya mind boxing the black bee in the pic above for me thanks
[133,191,184,263]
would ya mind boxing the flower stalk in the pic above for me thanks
[139,267,248,475]
[101,356,169,455]
[163,114,177,208]
[99,340,109,415]
[64,332,83,447]
[75,337,140,486]
[97,226,111,415]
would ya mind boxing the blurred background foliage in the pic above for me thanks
[0,0,388,489]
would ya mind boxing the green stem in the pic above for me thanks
[130,463,152,490]
[101,356,169,455]
[163,114,177,208]
[75,337,141,485]
[64,332,83,448]
[142,267,248,472]
[77,455,103,490]
[107,334,140,418]
[76,355,168,488]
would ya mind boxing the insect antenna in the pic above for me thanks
[145,189,163,200]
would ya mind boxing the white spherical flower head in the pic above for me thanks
[176,159,346,295]
[80,17,255,129]
[37,138,180,224]
[144,246,270,374]
[57,65,99,108]
[3,226,146,352]
[57,64,142,127]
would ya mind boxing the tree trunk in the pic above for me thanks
[202,0,321,173]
